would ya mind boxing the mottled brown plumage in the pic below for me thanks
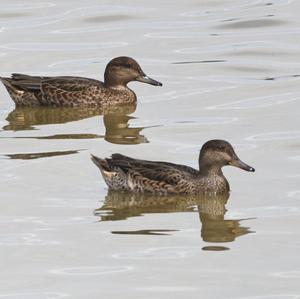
[91,140,255,195]
[0,56,162,107]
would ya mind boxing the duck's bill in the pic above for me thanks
[229,159,255,172]
[136,75,162,86]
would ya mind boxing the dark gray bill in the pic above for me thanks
[136,75,162,86]
[229,159,255,172]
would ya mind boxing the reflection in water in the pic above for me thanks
[2,103,148,144]
[95,190,197,221]
[5,149,80,160]
[95,191,253,248]
[172,60,226,64]
[83,14,132,23]
[215,18,285,29]
[264,74,300,81]
[3,106,104,131]
[103,113,148,144]
[202,246,229,251]
[197,195,252,244]
[111,229,178,236]
[3,134,103,139]
[33,134,102,139]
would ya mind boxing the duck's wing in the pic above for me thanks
[109,154,198,185]
[38,77,104,106]
[111,154,198,175]
[41,76,103,92]
[91,154,198,194]
[1,74,103,106]
[7,74,102,92]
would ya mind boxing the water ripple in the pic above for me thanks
[0,42,127,52]
[51,25,121,34]
[136,286,198,292]
[50,266,133,275]
[287,191,300,199]
[145,28,300,39]
[112,247,199,260]
[136,117,238,128]
[180,0,294,17]
[1,4,154,30]
[272,271,300,278]
[236,206,300,218]
[246,131,300,141]
[0,233,59,246]
[240,295,300,299]
[216,18,285,30]
[51,21,202,34]
[0,216,94,226]
[63,5,155,17]
[1,2,56,11]
[174,41,300,55]
[142,86,235,103]
[0,293,67,299]
[206,93,299,110]
[288,156,300,161]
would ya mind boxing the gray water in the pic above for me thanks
[0,0,300,298]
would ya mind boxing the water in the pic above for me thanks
[0,0,300,298]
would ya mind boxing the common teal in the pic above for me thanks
[0,56,162,107]
[91,139,255,194]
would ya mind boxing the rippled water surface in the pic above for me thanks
[0,0,300,298]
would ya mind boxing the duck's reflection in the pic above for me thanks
[103,110,148,145]
[5,149,80,160]
[95,190,252,247]
[3,106,104,131]
[196,195,251,244]
[3,103,148,144]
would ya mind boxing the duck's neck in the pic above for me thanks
[198,161,229,192]
[105,81,128,89]
[104,72,128,89]
[198,160,224,177]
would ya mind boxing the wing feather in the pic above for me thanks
[41,77,103,92]
[109,154,198,186]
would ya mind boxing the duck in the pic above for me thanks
[0,56,162,107]
[91,139,255,195]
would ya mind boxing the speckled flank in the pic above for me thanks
[40,82,136,107]
[0,56,162,107]
[91,140,255,195]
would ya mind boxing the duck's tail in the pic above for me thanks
[91,154,124,189]
[0,77,17,91]
[91,154,111,171]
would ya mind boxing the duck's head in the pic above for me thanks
[104,56,162,88]
[199,140,255,174]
